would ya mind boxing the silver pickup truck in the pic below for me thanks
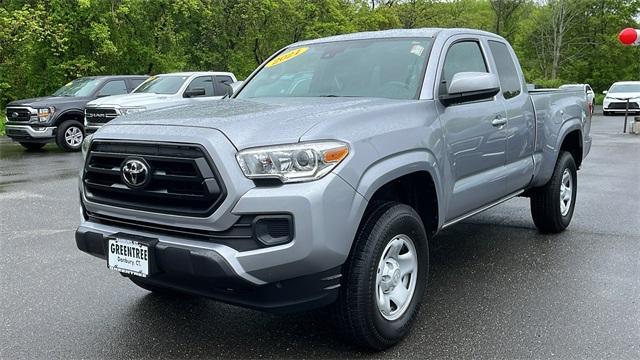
[76,28,591,350]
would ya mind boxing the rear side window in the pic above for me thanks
[488,41,521,99]
[98,80,128,96]
[214,75,234,96]
[441,41,487,94]
[186,76,214,96]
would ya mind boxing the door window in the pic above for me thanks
[185,76,214,97]
[488,41,522,99]
[97,80,128,97]
[214,76,234,96]
[441,41,488,94]
[130,78,147,91]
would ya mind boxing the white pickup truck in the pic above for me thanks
[84,71,236,133]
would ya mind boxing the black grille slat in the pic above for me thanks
[83,141,226,217]
[86,213,271,251]
[608,102,640,110]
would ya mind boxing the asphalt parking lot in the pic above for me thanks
[1,109,639,359]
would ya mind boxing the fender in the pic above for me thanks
[354,149,445,229]
[532,117,583,187]
[53,108,85,126]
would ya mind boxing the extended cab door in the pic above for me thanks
[436,37,508,221]
[486,40,535,194]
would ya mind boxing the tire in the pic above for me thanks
[530,151,577,233]
[129,277,185,296]
[19,142,45,151]
[55,120,84,152]
[331,202,429,350]
[603,111,610,116]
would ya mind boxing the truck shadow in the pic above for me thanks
[111,220,562,358]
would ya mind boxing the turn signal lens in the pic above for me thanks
[323,146,349,163]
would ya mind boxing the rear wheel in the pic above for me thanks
[530,151,577,233]
[19,142,45,151]
[55,120,84,152]
[331,202,429,350]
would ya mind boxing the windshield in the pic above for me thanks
[609,84,640,93]
[236,38,433,100]
[53,78,102,97]
[134,75,189,94]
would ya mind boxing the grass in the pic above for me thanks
[0,108,4,136]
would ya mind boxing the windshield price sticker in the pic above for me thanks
[266,47,309,68]
[410,44,425,57]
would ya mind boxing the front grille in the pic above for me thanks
[608,102,640,110]
[83,141,226,217]
[85,107,119,124]
[6,107,32,122]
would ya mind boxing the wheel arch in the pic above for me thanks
[54,109,85,126]
[354,150,443,236]
[558,128,583,169]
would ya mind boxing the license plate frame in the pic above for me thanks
[106,234,158,277]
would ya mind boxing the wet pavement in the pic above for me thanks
[1,110,639,359]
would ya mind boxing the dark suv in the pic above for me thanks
[4,75,148,151]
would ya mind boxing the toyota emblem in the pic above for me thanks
[11,112,19,118]
[121,158,150,189]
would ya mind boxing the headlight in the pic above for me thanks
[81,134,93,160]
[236,141,349,183]
[118,107,146,115]
[36,106,55,122]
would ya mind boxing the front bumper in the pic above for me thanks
[5,124,56,142]
[75,228,342,313]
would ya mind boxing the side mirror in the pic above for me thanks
[440,72,500,106]
[602,90,608,94]
[184,87,206,98]
[229,81,244,96]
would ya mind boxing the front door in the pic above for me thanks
[436,38,508,221]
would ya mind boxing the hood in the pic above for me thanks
[7,96,89,108]
[605,92,640,100]
[109,97,416,149]
[88,93,186,108]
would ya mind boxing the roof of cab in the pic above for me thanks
[155,71,235,77]
[292,28,504,47]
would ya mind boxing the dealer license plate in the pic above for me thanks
[107,238,150,277]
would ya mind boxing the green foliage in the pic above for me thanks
[0,0,638,107]
[0,110,5,136]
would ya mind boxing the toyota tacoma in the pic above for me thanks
[76,28,591,350]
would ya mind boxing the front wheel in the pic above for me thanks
[56,120,84,152]
[331,202,429,350]
[530,151,577,233]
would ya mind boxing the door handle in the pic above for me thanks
[491,116,507,127]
